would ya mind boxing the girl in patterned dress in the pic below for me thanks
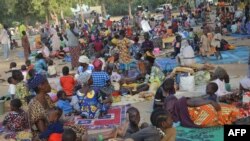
[3,99,28,131]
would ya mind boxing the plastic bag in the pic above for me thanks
[180,75,195,91]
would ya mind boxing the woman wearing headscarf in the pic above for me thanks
[73,71,102,118]
[65,22,81,70]
[91,58,110,90]
[91,59,112,116]
[27,72,86,140]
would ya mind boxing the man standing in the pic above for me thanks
[0,25,11,60]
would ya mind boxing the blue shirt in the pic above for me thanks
[56,99,73,114]
[39,121,63,139]
[77,64,94,74]
[34,59,47,74]
[91,71,110,87]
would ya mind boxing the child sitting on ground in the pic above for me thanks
[3,99,28,132]
[5,62,18,73]
[48,60,57,78]
[39,107,64,140]
[60,66,76,97]
[56,90,74,116]
[8,77,16,99]
[124,107,141,137]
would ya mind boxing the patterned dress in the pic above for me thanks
[28,94,86,140]
[117,38,132,64]
[3,110,28,132]
[188,103,240,127]
[77,90,101,119]
[21,35,31,61]
[16,81,30,106]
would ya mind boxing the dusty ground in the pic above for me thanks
[0,36,248,125]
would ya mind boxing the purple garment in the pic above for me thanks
[141,40,154,53]
[246,22,250,34]
[164,95,200,128]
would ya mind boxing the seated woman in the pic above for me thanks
[91,59,110,91]
[75,72,105,118]
[164,82,240,128]
[27,72,86,140]
[153,78,175,109]
[3,99,28,132]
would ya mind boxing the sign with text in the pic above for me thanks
[224,125,250,140]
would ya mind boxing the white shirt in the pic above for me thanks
[0,29,10,44]
[48,65,57,76]
[179,45,195,66]
[141,20,151,32]
[22,71,28,82]
[213,78,229,96]
[8,84,16,95]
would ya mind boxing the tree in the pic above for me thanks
[128,0,133,19]
[15,0,35,25]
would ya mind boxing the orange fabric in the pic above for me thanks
[137,60,146,74]
[107,56,115,64]
[60,75,75,96]
[188,104,240,127]
[126,27,133,37]
[48,133,62,141]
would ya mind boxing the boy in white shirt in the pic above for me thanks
[7,77,16,99]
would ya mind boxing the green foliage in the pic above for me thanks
[0,0,184,26]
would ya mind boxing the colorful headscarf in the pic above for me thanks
[27,74,46,90]
[78,72,91,85]
[92,59,103,71]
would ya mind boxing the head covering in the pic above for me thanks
[79,55,90,64]
[92,59,103,70]
[77,72,91,85]
[27,74,46,90]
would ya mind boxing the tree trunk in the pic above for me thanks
[128,0,132,19]
[24,15,29,26]
[101,1,107,16]
[60,7,64,19]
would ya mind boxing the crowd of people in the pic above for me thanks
[0,1,250,141]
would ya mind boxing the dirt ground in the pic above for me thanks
[0,36,249,125]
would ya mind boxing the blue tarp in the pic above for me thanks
[196,46,249,64]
